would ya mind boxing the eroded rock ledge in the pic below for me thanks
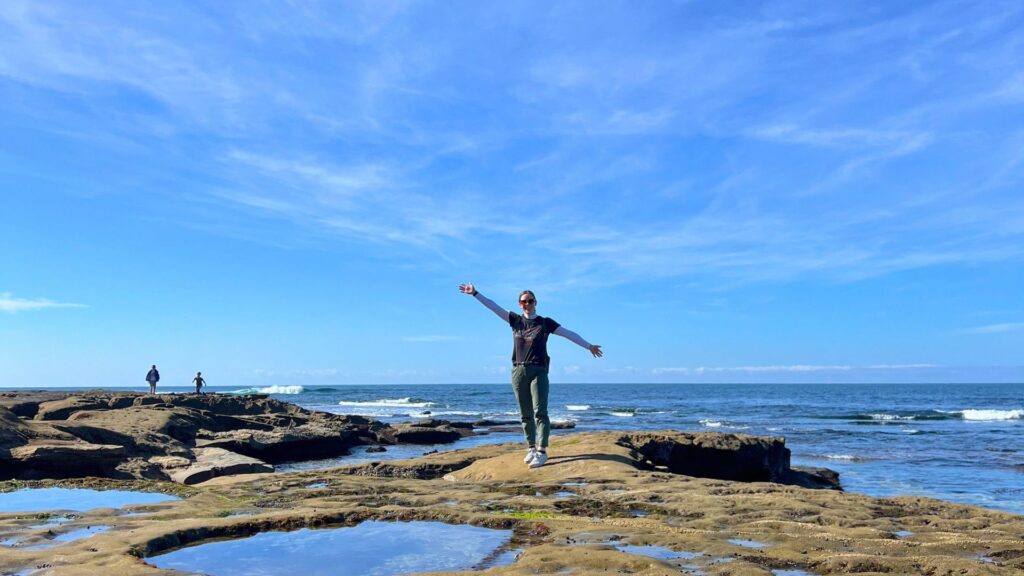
[0,391,838,491]
[0,391,465,484]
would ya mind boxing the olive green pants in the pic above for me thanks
[511,364,550,448]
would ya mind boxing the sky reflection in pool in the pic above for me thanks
[728,538,769,548]
[149,520,514,576]
[0,488,176,513]
[615,544,702,560]
[25,525,109,549]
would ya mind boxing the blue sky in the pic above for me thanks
[1,0,1022,387]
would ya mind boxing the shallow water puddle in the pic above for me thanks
[2,523,108,550]
[728,538,768,548]
[553,491,576,499]
[148,520,515,576]
[24,525,109,550]
[119,510,156,517]
[772,570,816,576]
[0,488,177,513]
[894,530,913,538]
[614,543,702,560]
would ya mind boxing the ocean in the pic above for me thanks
[19,383,1024,515]
[233,382,1024,516]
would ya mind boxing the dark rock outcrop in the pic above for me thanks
[197,425,366,463]
[617,431,840,489]
[378,419,475,445]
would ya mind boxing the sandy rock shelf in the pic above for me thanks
[1,431,1021,576]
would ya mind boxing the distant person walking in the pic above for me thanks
[146,365,160,394]
[459,283,602,469]
[193,372,206,395]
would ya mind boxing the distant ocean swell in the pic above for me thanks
[229,385,307,395]
[337,398,436,408]
[834,409,1023,422]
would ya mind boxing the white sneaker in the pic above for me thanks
[524,447,537,464]
[528,451,548,469]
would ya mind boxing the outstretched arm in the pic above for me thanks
[554,326,603,358]
[458,283,509,322]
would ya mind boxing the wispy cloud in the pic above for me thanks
[0,293,86,313]
[5,0,1024,294]
[750,125,931,150]
[964,323,1024,335]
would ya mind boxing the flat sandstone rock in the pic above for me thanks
[0,431,1020,576]
[169,447,274,485]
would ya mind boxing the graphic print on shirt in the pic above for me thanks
[509,313,560,367]
[516,322,541,345]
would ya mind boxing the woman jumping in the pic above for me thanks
[459,283,602,468]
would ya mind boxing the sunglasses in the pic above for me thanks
[519,298,535,305]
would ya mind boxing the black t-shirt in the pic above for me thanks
[508,312,560,367]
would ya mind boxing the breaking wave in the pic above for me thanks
[699,419,750,430]
[956,409,1023,421]
[838,408,1023,422]
[230,385,305,395]
[337,397,436,408]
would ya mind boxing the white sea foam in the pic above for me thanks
[867,413,914,421]
[610,411,635,417]
[339,409,395,417]
[231,385,305,395]
[410,410,480,418]
[566,405,590,411]
[337,398,436,408]
[825,454,859,461]
[699,419,749,430]
[959,409,1023,421]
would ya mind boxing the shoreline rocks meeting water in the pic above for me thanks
[0,391,836,489]
[1,391,1022,575]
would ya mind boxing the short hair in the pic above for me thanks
[519,290,536,302]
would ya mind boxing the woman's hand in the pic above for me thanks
[458,283,477,295]
[589,344,603,358]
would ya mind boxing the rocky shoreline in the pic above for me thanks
[1,391,1022,575]
[0,391,834,489]
[1,391,492,484]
